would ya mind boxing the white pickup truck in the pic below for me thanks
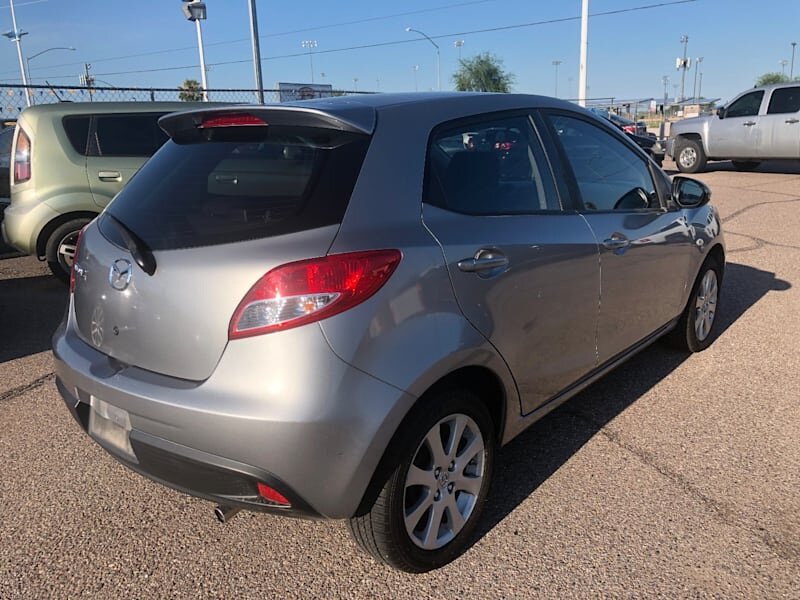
[667,83,800,173]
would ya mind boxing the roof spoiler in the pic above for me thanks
[159,105,375,141]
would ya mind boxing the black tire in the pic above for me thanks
[45,218,91,284]
[675,138,707,174]
[666,256,722,352]
[348,389,495,572]
[731,160,760,171]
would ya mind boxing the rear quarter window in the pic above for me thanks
[62,116,91,155]
[103,126,370,250]
[91,113,169,157]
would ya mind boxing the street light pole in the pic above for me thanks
[780,59,789,77]
[247,0,265,104]
[552,60,562,97]
[195,19,208,100]
[301,40,317,84]
[406,27,440,91]
[578,0,589,107]
[791,42,797,79]
[692,56,703,101]
[454,39,464,61]
[180,1,209,101]
[413,65,419,92]
[26,46,76,104]
[678,34,689,102]
[4,0,32,107]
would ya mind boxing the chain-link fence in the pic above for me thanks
[1,84,370,120]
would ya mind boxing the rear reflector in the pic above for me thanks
[257,482,291,507]
[229,250,401,339]
[198,113,266,129]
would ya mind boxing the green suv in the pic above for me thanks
[1,102,208,281]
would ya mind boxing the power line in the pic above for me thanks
[11,0,697,82]
[0,0,498,76]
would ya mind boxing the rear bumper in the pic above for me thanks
[1,195,59,256]
[52,312,416,519]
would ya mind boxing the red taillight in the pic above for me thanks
[69,226,87,294]
[199,113,266,129]
[13,128,31,183]
[257,482,291,507]
[623,124,636,134]
[229,249,402,339]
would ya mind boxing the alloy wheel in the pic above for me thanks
[694,269,718,342]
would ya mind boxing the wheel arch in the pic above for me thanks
[36,211,98,260]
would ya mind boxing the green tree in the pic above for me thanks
[755,72,790,86]
[179,79,203,101]
[452,52,514,93]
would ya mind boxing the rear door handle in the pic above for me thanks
[742,121,757,127]
[457,250,509,274]
[785,118,800,124]
[98,171,121,181]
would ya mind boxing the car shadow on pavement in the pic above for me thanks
[0,275,68,363]
[475,261,791,544]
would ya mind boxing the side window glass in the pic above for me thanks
[726,91,764,118]
[547,114,658,211]
[62,116,90,156]
[767,87,800,114]
[94,114,169,157]
[424,115,560,215]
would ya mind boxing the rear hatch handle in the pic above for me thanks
[104,214,157,276]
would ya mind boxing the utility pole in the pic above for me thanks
[678,34,690,102]
[248,0,264,104]
[791,42,797,79]
[552,60,562,97]
[578,0,589,107]
[5,0,32,107]
[81,63,95,102]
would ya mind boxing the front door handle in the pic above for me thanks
[457,250,509,274]
[785,118,800,124]
[742,121,757,127]
[602,236,630,250]
[98,171,121,181]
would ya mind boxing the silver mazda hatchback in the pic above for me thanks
[54,93,724,572]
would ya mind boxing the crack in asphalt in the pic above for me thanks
[0,373,55,403]
[724,230,800,254]
[565,409,800,563]
[721,196,800,224]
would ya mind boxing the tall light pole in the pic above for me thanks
[780,59,789,77]
[677,34,690,102]
[248,0,264,104]
[692,56,703,102]
[578,0,589,106]
[301,40,317,84]
[552,60,562,97]
[791,42,797,79]
[412,64,420,92]
[352,77,359,92]
[660,75,669,138]
[454,39,464,61]
[180,0,208,101]
[3,0,32,107]
[406,27,440,91]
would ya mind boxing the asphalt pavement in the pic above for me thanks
[0,160,798,598]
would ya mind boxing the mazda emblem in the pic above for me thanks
[109,259,133,291]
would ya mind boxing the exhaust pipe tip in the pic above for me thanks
[214,505,241,524]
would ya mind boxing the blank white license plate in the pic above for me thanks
[89,396,135,459]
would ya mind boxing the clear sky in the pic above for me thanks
[1,0,798,105]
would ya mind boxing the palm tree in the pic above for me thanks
[179,79,203,101]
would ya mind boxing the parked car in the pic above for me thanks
[0,125,13,204]
[53,93,724,572]
[1,102,211,281]
[588,108,663,165]
[667,82,800,173]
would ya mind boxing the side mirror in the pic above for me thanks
[673,176,711,208]
[716,107,726,120]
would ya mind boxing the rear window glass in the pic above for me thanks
[103,126,370,251]
[92,113,169,157]
[63,116,90,155]
[767,87,800,114]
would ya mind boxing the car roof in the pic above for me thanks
[164,92,588,136]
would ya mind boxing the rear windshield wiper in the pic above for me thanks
[104,213,157,276]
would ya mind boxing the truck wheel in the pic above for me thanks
[348,389,495,572]
[45,218,91,284]
[676,139,707,174]
[731,161,760,171]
